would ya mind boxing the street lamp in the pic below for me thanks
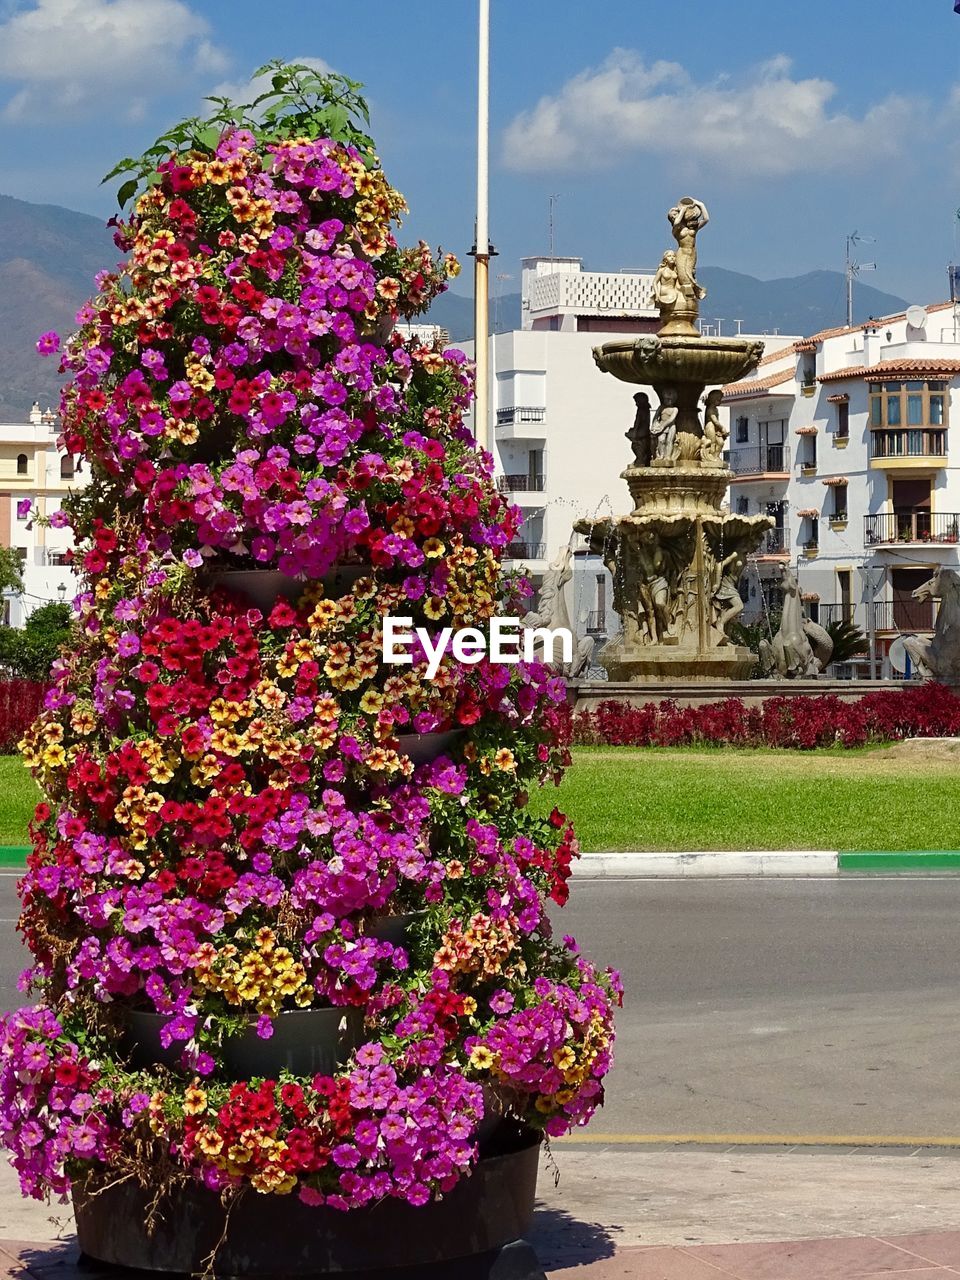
[57,583,67,603]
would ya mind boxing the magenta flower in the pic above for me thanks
[36,331,60,356]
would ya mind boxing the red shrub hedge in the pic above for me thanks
[0,681,47,754]
[572,683,960,750]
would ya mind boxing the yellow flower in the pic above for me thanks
[494,748,516,772]
[196,1127,223,1156]
[423,538,445,559]
[553,1046,576,1072]
[183,1084,207,1116]
[469,1045,496,1071]
[423,596,446,620]
[359,690,384,715]
[41,744,66,768]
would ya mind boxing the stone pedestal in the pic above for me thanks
[598,641,757,683]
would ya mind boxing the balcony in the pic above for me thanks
[869,428,947,469]
[764,527,790,555]
[495,406,547,440]
[503,540,546,561]
[873,600,935,633]
[819,603,857,628]
[864,511,960,547]
[729,444,790,477]
[497,406,545,426]
[32,547,72,567]
[497,473,546,494]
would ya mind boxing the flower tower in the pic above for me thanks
[0,66,621,1276]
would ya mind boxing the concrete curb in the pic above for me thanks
[573,850,839,877]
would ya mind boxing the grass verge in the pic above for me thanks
[531,746,960,852]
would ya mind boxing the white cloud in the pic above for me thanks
[502,50,917,176]
[0,0,228,120]
[208,57,334,115]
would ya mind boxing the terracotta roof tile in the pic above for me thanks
[818,358,960,383]
[796,301,955,350]
[822,475,849,485]
[721,368,796,399]
[795,426,818,435]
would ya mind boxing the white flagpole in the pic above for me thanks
[473,0,490,453]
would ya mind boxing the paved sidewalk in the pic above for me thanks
[3,1147,960,1276]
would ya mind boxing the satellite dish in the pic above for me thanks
[905,305,928,330]
[888,637,910,674]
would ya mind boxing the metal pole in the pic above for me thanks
[473,0,490,453]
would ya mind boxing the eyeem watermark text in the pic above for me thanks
[383,617,573,679]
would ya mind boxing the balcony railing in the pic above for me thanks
[729,444,790,475]
[498,474,546,493]
[819,603,857,628]
[503,541,546,561]
[864,511,960,546]
[496,406,546,426]
[873,600,935,633]
[757,527,790,555]
[869,428,947,460]
[584,610,607,634]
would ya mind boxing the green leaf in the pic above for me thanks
[116,178,139,208]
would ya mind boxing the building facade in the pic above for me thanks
[722,301,960,675]
[0,403,85,626]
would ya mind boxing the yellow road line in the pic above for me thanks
[555,1132,960,1147]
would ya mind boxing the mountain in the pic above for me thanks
[0,194,116,420]
[0,192,916,417]
[696,266,908,338]
[425,288,521,340]
[427,268,909,343]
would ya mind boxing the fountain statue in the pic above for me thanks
[575,198,775,681]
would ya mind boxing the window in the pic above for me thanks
[735,495,750,515]
[805,516,819,549]
[16,454,27,475]
[837,570,852,623]
[869,380,949,429]
[735,416,749,444]
[836,401,849,440]
[60,456,75,479]
[16,499,30,522]
[832,486,848,521]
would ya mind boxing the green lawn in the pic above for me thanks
[1,748,958,855]
[531,747,960,852]
[0,756,39,845]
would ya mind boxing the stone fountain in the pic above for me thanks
[575,198,774,682]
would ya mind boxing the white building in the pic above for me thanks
[722,301,960,674]
[0,403,85,626]
[466,256,796,642]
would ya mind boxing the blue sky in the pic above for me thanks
[2,1,960,306]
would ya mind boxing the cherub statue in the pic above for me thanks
[635,527,672,645]
[626,392,651,466]
[650,388,679,465]
[700,389,728,466]
[712,549,745,644]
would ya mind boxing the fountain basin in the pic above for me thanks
[593,335,764,388]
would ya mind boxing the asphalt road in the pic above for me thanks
[3,873,960,1140]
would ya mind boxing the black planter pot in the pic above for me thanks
[73,1128,542,1277]
[124,1006,363,1078]
[395,729,465,765]
[203,564,368,611]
